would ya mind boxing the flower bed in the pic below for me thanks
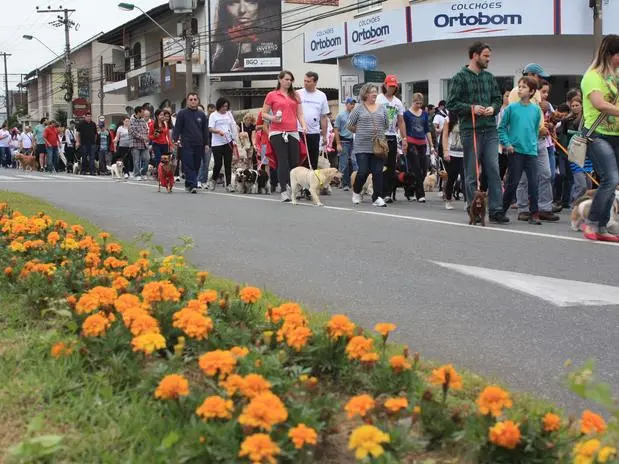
[0,201,617,463]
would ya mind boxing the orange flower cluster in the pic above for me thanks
[429,364,463,390]
[198,350,237,378]
[47,231,60,245]
[389,355,412,372]
[18,260,56,279]
[239,433,280,464]
[75,286,117,315]
[239,392,288,431]
[384,397,408,413]
[346,336,374,360]
[51,342,73,359]
[141,280,181,304]
[172,307,213,340]
[345,394,375,419]
[476,385,513,417]
[196,395,234,421]
[82,312,112,337]
[154,374,189,400]
[198,289,218,305]
[230,346,249,358]
[130,314,161,336]
[580,410,607,435]
[104,257,128,270]
[239,286,262,304]
[326,314,356,340]
[106,243,123,254]
[374,323,396,338]
[542,412,562,433]
[288,424,318,449]
[489,420,521,449]
[266,302,303,323]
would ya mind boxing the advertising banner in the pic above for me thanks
[411,0,554,43]
[285,0,337,5]
[138,70,161,98]
[346,9,408,54]
[304,25,346,62]
[603,0,619,35]
[208,0,282,75]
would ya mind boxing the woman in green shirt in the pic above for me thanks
[581,35,619,242]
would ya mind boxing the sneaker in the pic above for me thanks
[352,192,361,205]
[175,176,181,182]
[418,197,426,203]
[280,191,291,202]
[123,173,129,179]
[135,176,142,181]
[538,211,560,222]
[528,213,542,225]
[384,197,393,204]
[343,186,350,192]
[225,185,233,193]
[552,204,563,213]
[190,187,197,194]
[208,180,216,191]
[445,201,454,210]
[197,182,203,189]
[373,197,387,207]
[517,212,531,221]
[489,212,510,224]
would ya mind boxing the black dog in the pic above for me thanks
[453,174,463,201]
[391,170,416,201]
[256,168,270,194]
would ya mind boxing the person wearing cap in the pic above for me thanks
[507,63,559,222]
[377,75,407,203]
[447,41,506,223]
[334,97,358,190]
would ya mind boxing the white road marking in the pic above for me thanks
[432,260,619,307]
[16,174,55,180]
[0,175,15,180]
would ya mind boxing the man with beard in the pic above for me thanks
[447,41,507,223]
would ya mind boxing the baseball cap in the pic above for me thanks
[523,63,549,78]
[384,75,399,87]
[345,97,356,104]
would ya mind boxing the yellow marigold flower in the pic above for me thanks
[172,309,213,340]
[345,336,374,360]
[598,446,617,463]
[476,385,513,417]
[240,374,272,399]
[266,302,302,323]
[429,364,463,390]
[345,394,375,419]
[580,410,607,435]
[196,395,234,421]
[122,264,141,279]
[384,397,408,413]
[98,232,110,240]
[9,240,26,252]
[326,314,356,340]
[154,374,189,400]
[112,276,130,291]
[220,374,245,396]
[389,355,412,372]
[239,392,288,431]
[198,350,237,378]
[239,286,262,304]
[47,231,60,246]
[542,412,561,433]
[50,342,73,359]
[141,280,181,304]
[284,326,312,351]
[374,322,396,337]
[413,406,421,415]
[198,289,218,305]
[131,332,166,354]
[106,243,122,254]
[489,420,521,450]
[348,425,390,461]
[239,433,280,464]
[288,424,318,449]
[61,237,79,251]
[82,313,111,337]
[573,439,601,464]
[230,346,249,358]
[130,314,160,336]
[139,250,150,258]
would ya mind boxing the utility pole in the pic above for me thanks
[37,5,76,123]
[592,0,603,52]
[184,16,193,95]
[1,52,11,120]
[99,55,104,116]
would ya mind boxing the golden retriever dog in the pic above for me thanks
[571,189,619,234]
[15,153,38,171]
[290,167,342,206]
[350,171,373,200]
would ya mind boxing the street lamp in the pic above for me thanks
[117,3,178,41]
[22,34,61,58]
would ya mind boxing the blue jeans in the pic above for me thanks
[197,147,212,183]
[46,146,59,172]
[82,144,97,174]
[353,152,384,202]
[182,144,204,189]
[570,171,591,206]
[132,148,150,177]
[503,153,539,214]
[517,140,553,213]
[152,143,169,168]
[586,133,619,229]
[338,140,356,187]
[461,128,502,214]
[0,147,11,167]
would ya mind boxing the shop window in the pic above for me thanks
[357,0,381,15]
[547,75,582,107]
[404,80,428,106]
[132,42,142,70]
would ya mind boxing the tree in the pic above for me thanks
[54,110,68,127]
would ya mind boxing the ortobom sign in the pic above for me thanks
[346,9,408,55]
[304,25,346,63]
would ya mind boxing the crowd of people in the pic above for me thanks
[2,35,618,241]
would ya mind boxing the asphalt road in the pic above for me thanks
[2,171,618,412]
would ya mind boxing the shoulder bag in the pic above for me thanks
[365,104,388,159]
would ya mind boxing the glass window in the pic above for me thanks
[405,80,428,106]
[132,42,142,70]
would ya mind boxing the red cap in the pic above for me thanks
[384,75,398,87]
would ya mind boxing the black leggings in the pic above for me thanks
[302,132,320,170]
[381,136,399,198]
[406,144,427,199]
[270,134,299,190]
[212,144,233,186]
[444,156,464,201]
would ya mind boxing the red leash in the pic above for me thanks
[471,107,480,190]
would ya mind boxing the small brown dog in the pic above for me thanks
[468,191,487,226]
[15,153,38,171]
[158,154,177,193]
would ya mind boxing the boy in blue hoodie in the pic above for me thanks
[499,77,543,224]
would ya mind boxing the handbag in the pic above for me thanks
[365,103,388,158]
[568,84,618,167]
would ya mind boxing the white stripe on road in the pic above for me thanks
[16,174,55,180]
[0,175,15,180]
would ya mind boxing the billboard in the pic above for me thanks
[346,9,408,55]
[304,25,346,62]
[208,0,282,75]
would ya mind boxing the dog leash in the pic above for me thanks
[471,107,481,190]
[550,135,600,187]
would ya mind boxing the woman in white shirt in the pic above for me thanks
[114,117,132,177]
[21,127,34,155]
[208,97,238,191]
[441,114,465,210]
[0,122,11,168]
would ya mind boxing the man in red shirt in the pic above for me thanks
[43,120,60,173]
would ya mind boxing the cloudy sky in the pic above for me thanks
[1,0,165,90]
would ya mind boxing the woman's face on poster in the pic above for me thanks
[225,0,258,27]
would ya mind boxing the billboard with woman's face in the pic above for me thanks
[209,0,283,76]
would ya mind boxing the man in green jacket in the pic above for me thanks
[447,41,508,224]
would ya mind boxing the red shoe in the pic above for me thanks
[596,232,619,243]
[583,229,598,241]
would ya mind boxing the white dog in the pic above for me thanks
[107,161,124,179]
[571,189,619,235]
[72,161,80,174]
[350,171,374,200]
[290,167,341,206]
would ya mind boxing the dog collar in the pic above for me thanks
[313,170,323,187]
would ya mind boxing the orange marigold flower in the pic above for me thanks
[172,308,213,340]
[239,392,288,431]
[198,289,218,305]
[239,433,280,464]
[239,286,262,304]
[47,231,60,246]
[114,293,142,313]
[184,299,208,314]
[389,355,412,372]
[384,397,408,413]
[360,352,380,364]
[197,271,209,283]
[220,374,245,396]
[122,264,141,279]
[284,326,312,351]
[154,374,189,400]
[288,424,318,449]
[196,395,234,421]
[139,250,150,259]
[98,232,110,240]
[51,342,73,359]
[121,306,150,328]
[489,420,521,450]
[66,295,77,308]
[345,336,374,360]
[230,346,249,358]
[70,224,85,236]
[84,252,101,269]
[112,276,130,291]
[106,243,122,254]
[542,412,562,433]
[266,302,302,323]
[240,374,272,399]
[141,280,181,304]
[82,313,111,337]
[345,394,375,419]
[75,286,117,314]
[130,314,160,336]
[374,322,396,337]
[476,385,513,417]
[4,266,13,278]
[198,350,237,378]
[326,314,356,340]
[131,332,166,354]
[580,410,607,435]
[103,257,128,269]
[429,364,463,390]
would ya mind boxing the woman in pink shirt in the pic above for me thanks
[261,70,307,202]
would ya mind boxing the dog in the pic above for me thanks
[15,153,38,171]
[290,167,342,206]
[453,174,463,201]
[350,171,373,201]
[239,168,258,194]
[423,172,437,193]
[72,160,80,174]
[468,191,488,226]
[391,170,416,201]
[571,189,619,235]
[107,161,124,180]
[158,155,177,193]
[256,168,271,195]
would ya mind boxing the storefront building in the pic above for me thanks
[305,0,619,107]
